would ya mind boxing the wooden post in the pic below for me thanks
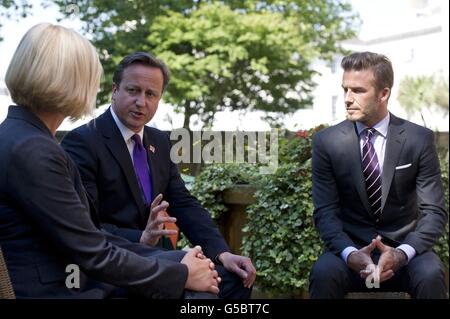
[219,185,256,255]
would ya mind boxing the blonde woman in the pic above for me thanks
[0,23,219,298]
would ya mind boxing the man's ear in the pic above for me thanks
[379,87,390,102]
[112,83,118,100]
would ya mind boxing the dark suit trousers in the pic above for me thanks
[183,265,251,299]
[309,251,447,299]
[155,251,252,299]
[109,236,250,299]
[158,252,251,299]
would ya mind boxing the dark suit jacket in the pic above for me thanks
[312,114,447,255]
[0,105,188,298]
[61,108,229,259]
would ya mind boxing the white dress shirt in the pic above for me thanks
[110,107,144,165]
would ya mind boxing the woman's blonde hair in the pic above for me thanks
[5,23,103,120]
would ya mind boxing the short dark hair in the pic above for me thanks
[113,51,170,92]
[341,51,393,91]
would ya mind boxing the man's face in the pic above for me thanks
[111,64,163,132]
[342,69,389,127]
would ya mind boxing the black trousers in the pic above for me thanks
[122,248,251,299]
[106,232,251,299]
[155,250,252,299]
[155,238,251,298]
[309,251,448,299]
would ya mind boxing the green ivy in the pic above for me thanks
[434,154,449,267]
[177,163,259,249]
[241,128,323,296]
[191,163,259,220]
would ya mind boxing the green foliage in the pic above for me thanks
[278,126,326,164]
[176,162,258,249]
[397,74,450,127]
[191,163,259,220]
[433,76,449,112]
[54,0,359,128]
[242,128,323,296]
[398,75,435,107]
[434,154,449,267]
[243,165,320,296]
[148,2,344,127]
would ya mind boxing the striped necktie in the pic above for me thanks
[362,128,382,221]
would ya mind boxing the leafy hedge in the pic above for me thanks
[241,127,324,296]
[191,163,259,220]
[434,154,449,267]
[177,163,258,249]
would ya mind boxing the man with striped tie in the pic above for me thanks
[309,52,447,298]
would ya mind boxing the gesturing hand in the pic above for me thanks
[139,194,178,246]
[218,252,256,288]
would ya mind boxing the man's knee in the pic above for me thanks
[309,252,351,298]
[217,266,252,299]
[410,256,445,284]
[407,252,447,298]
[310,252,348,283]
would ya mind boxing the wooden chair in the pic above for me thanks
[0,246,16,299]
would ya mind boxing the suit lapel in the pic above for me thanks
[143,128,158,201]
[381,114,406,211]
[97,109,146,217]
[343,121,373,216]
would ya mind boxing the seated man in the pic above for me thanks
[309,51,448,299]
[61,52,256,299]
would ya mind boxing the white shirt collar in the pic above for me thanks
[356,113,390,138]
[110,106,144,143]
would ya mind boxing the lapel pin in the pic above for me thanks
[149,145,156,153]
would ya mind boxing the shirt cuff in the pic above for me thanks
[341,246,358,264]
[396,244,416,264]
[213,253,224,265]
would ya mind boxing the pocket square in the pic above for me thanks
[395,163,412,170]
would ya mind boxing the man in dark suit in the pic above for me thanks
[61,52,256,299]
[309,51,448,298]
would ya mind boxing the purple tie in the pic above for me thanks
[362,128,382,221]
[132,134,152,205]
